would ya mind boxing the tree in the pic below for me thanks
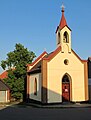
[1,43,36,100]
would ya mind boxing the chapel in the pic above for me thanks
[27,6,88,104]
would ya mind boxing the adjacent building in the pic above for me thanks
[88,57,91,101]
[0,71,10,102]
[0,79,10,103]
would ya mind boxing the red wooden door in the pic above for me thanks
[62,83,70,102]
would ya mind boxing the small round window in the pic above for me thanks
[64,59,69,65]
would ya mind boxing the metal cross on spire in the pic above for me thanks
[61,4,65,12]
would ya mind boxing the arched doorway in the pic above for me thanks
[62,74,70,102]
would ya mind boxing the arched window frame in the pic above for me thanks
[34,78,37,95]
[63,31,69,43]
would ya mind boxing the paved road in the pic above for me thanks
[0,106,91,120]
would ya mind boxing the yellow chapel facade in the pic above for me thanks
[27,6,88,104]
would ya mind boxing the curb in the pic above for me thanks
[25,103,91,108]
[1,102,91,109]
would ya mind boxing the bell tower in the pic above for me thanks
[56,5,71,53]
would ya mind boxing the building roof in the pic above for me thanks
[0,80,10,90]
[28,61,41,74]
[43,46,61,61]
[0,71,8,79]
[27,51,48,71]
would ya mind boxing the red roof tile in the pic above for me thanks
[0,71,8,79]
[27,51,48,67]
[43,46,61,61]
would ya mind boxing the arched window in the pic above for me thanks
[34,78,37,95]
[58,32,60,44]
[63,31,69,43]
[62,75,70,83]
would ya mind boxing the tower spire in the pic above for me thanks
[59,4,67,29]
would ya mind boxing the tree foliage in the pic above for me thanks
[1,43,36,100]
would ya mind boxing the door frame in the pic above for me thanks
[62,73,72,102]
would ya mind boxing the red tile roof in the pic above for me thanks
[71,49,87,62]
[43,46,61,61]
[27,51,48,69]
[0,71,8,79]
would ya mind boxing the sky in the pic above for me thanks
[0,0,91,73]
